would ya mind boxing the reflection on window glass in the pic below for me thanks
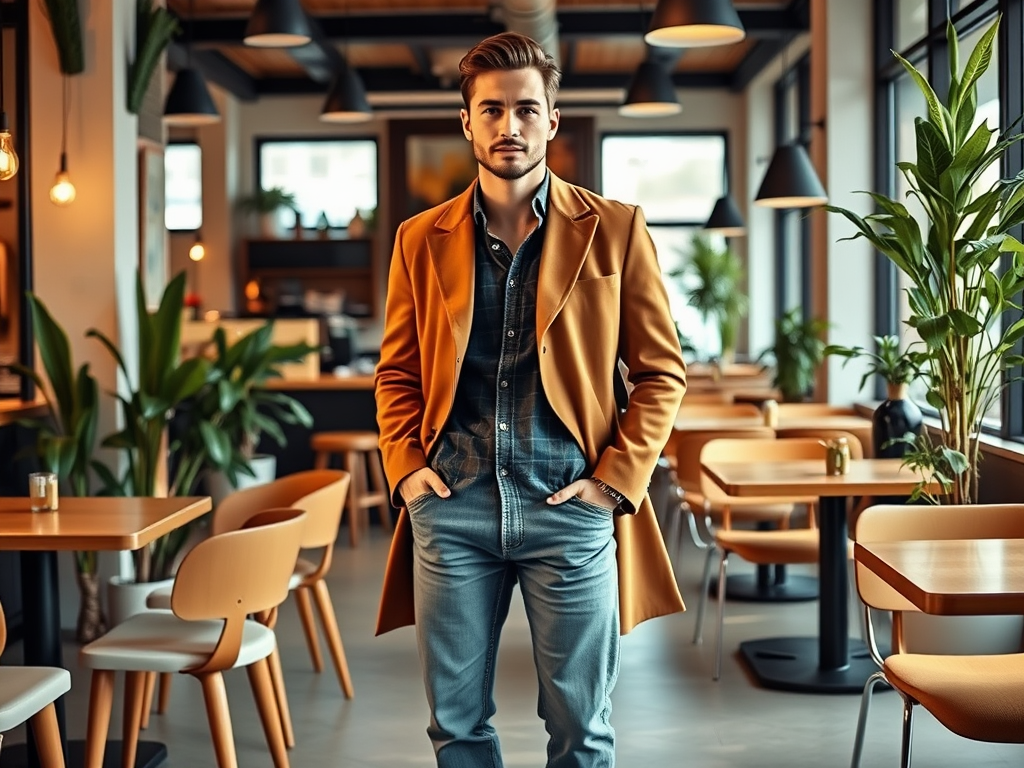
[601,134,725,224]
[165,143,202,231]
[895,0,928,51]
[259,139,377,230]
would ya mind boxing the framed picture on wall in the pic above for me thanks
[138,139,167,310]
[387,116,595,241]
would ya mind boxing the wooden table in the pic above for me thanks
[0,496,212,768]
[701,458,935,693]
[854,538,1024,615]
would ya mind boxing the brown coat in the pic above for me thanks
[374,172,687,635]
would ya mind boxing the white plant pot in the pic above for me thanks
[205,454,277,508]
[107,575,174,627]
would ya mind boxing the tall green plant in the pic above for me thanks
[9,295,98,574]
[127,0,180,114]
[827,17,1024,504]
[89,272,210,581]
[763,308,828,402]
[672,233,748,359]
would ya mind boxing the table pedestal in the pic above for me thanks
[716,571,819,601]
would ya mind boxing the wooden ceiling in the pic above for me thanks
[165,0,808,106]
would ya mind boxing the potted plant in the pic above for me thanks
[8,295,104,642]
[827,17,1024,504]
[825,335,926,457]
[671,233,748,363]
[238,186,297,238]
[179,322,315,505]
[760,307,828,402]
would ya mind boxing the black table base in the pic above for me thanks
[738,636,878,693]
[711,572,819,602]
[4,740,167,768]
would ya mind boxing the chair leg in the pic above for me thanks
[198,672,238,768]
[313,450,330,470]
[713,550,730,681]
[84,669,115,768]
[693,545,716,645]
[368,449,393,534]
[246,657,290,768]
[122,671,147,768]
[267,644,295,748]
[343,451,364,547]
[850,670,888,768]
[900,696,915,768]
[312,578,355,698]
[29,703,65,768]
[157,672,173,713]
[140,671,156,729]
[293,586,324,673]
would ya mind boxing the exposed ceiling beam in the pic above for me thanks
[167,43,258,102]
[729,37,791,92]
[189,8,807,47]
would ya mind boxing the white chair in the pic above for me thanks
[79,508,306,768]
[0,603,70,768]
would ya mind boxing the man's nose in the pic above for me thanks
[501,114,521,138]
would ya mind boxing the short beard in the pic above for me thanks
[474,143,545,180]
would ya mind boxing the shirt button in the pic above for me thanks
[509,279,515,287]
[499,422,508,431]
[500,468,509,477]
[500,380,508,388]
[507,330,515,338]
[491,243,500,251]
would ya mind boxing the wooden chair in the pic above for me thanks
[776,425,874,459]
[146,470,353,748]
[701,435,864,680]
[80,508,307,768]
[0,603,70,768]
[310,431,391,547]
[850,504,1024,768]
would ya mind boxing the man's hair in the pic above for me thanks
[459,32,562,110]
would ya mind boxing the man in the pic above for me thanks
[375,31,687,768]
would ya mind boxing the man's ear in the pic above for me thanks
[460,109,472,140]
[547,107,560,141]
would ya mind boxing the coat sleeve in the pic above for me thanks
[374,222,429,505]
[591,206,687,512]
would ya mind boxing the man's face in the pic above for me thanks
[461,68,559,181]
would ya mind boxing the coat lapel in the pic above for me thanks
[426,183,477,357]
[537,174,599,342]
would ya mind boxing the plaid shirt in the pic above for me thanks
[429,173,588,514]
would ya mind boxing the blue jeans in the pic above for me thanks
[407,480,620,768]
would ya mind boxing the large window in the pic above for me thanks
[256,138,378,231]
[165,142,202,231]
[601,133,727,359]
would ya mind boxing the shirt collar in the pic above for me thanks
[473,170,550,228]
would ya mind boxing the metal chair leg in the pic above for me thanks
[713,550,730,681]
[693,544,716,645]
[900,696,915,768]
[850,670,889,768]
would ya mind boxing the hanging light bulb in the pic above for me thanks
[49,153,76,206]
[0,119,18,181]
[0,1,18,181]
[189,232,206,261]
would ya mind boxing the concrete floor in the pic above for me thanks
[6,508,1024,767]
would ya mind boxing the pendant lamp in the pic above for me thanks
[244,0,312,48]
[645,0,746,48]
[619,60,682,117]
[319,64,372,123]
[0,2,18,181]
[49,76,76,206]
[754,143,827,209]
[704,195,744,236]
[164,0,220,125]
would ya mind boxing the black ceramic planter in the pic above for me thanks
[872,384,923,458]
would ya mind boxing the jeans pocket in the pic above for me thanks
[406,491,436,513]
[568,496,615,519]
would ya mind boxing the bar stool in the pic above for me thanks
[311,431,392,546]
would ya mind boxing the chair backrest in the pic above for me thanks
[699,436,844,499]
[0,601,6,656]
[855,503,1024,611]
[677,403,762,420]
[777,402,857,418]
[212,469,347,536]
[673,428,776,496]
[769,429,865,459]
[172,507,306,622]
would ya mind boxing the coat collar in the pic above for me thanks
[424,171,599,353]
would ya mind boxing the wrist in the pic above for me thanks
[590,477,625,507]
